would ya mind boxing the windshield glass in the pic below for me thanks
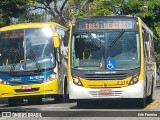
[71,31,140,70]
[0,28,55,73]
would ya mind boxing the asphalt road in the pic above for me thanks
[0,87,160,120]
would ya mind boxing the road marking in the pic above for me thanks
[145,99,160,110]
[45,106,68,109]
[0,118,5,120]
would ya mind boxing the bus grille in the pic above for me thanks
[9,80,43,86]
[84,73,127,80]
[89,90,123,97]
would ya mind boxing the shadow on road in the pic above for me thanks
[0,97,75,109]
[70,99,152,109]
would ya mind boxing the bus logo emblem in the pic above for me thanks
[104,83,107,87]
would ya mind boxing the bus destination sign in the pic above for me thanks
[1,30,24,39]
[78,20,134,30]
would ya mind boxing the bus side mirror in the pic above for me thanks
[64,29,69,47]
[53,33,60,48]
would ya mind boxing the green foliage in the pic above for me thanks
[0,0,160,66]
[67,0,114,18]
[0,0,30,25]
[125,0,160,65]
[17,13,45,23]
[0,18,5,27]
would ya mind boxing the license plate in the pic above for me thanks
[21,86,32,90]
[100,89,112,95]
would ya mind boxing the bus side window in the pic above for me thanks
[64,29,69,47]
[143,29,150,58]
[59,30,68,57]
[150,36,156,60]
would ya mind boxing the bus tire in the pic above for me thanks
[137,98,146,108]
[63,78,69,102]
[28,97,42,105]
[147,79,154,103]
[8,98,23,106]
[54,95,63,103]
[77,100,88,108]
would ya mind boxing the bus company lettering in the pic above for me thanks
[95,71,116,74]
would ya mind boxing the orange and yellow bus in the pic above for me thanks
[65,15,156,108]
[0,22,68,106]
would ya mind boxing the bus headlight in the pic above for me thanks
[43,73,57,83]
[129,74,139,85]
[0,78,9,85]
[72,74,83,86]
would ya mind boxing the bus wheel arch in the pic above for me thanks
[64,76,68,94]
[54,76,68,103]
[63,75,69,102]
[147,76,154,103]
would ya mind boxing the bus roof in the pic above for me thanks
[76,15,138,21]
[74,15,140,30]
[74,15,153,34]
[0,22,65,31]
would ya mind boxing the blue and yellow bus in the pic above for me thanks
[0,22,68,105]
[65,15,156,108]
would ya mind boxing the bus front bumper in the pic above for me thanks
[0,79,58,98]
[69,80,146,99]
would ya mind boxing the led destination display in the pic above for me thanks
[78,20,135,30]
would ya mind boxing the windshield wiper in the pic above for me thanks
[86,31,101,49]
[108,29,125,48]
[10,50,20,75]
[30,49,42,72]
[10,49,42,74]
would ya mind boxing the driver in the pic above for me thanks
[83,48,92,60]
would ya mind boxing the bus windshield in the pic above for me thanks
[71,31,140,70]
[0,28,55,74]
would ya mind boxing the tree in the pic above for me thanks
[26,0,113,25]
[0,0,30,27]
[121,0,160,66]
[27,0,69,26]
[0,0,160,65]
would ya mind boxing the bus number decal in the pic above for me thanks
[117,81,129,85]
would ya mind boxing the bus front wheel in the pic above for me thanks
[54,95,64,103]
[137,98,146,108]
[147,79,154,103]
[77,100,89,108]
